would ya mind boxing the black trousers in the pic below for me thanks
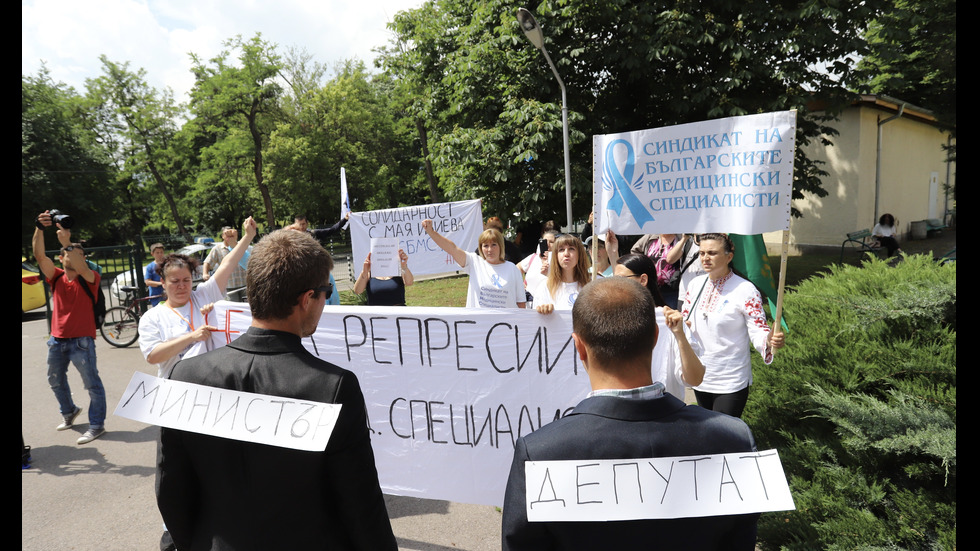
[878,236,900,256]
[694,387,750,418]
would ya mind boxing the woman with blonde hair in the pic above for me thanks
[422,219,526,308]
[532,233,591,313]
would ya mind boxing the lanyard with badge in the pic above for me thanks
[166,299,206,331]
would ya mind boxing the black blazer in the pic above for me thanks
[502,392,759,551]
[156,327,396,551]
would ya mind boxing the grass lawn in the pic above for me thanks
[338,274,470,307]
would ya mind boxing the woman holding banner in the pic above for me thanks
[422,219,526,309]
[138,217,257,378]
[681,233,785,418]
[531,233,590,313]
[352,249,415,306]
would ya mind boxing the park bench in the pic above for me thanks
[840,228,882,262]
[926,218,948,237]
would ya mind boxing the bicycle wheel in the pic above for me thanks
[101,306,140,348]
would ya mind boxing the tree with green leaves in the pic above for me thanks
[86,56,189,236]
[22,68,119,252]
[189,34,284,228]
[267,58,423,224]
[375,27,443,203]
[379,0,889,227]
[857,0,955,129]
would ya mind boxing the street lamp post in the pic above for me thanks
[517,8,573,232]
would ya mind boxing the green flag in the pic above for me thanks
[729,233,788,331]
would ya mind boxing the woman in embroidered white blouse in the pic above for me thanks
[680,233,785,418]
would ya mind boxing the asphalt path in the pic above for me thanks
[21,311,501,551]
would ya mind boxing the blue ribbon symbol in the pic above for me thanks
[490,274,504,289]
[603,140,654,226]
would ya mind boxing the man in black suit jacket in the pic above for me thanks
[501,277,759,550]
[156,229,397,551]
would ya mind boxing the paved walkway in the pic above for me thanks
[21,315,501,551]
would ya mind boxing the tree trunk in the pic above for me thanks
[417,118,440,202]
[248,104,276,228]
[146,159,187,235]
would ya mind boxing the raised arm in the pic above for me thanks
[664,234,689,264]
[421,219,468,267]
[605,230,620,266]
[663,305,704,387]
[211,217,257,291]
[57,226,94,284]
[399,249,415,286]
[353,253,372,295]
[32,212,56,280]
[309,212,350,241]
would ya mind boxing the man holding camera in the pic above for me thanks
[32,210,107,445]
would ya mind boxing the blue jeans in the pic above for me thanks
[46,336,106,429]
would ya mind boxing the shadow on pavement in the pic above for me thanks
[385,494,452,519]
[20,444,157,479]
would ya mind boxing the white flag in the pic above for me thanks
[340,167,352,229]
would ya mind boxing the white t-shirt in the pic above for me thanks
[463,251,525,309]
[138,276,225,377]
[652,307,700,400]
[519,252,548,298]
[531,280,583,311]
[872,223,896,238]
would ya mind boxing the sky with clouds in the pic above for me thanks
[23,0,426,103]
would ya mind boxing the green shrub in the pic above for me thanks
[745,254,955,550]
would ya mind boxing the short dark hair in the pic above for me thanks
[572,277,658,367]
[246,230,333,320]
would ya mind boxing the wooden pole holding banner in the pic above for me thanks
[772,110,796,334]
[772,229,790,332]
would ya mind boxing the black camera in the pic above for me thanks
[48,209,74,229]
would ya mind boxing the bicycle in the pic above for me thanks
[100,286,157,348]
